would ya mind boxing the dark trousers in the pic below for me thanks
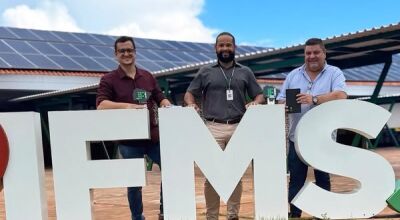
[119,142,163,220]
[287,141,331,217]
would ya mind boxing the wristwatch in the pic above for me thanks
[312,96,318,105]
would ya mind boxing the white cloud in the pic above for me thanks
[1,0,217,43]
[2,1,82,32]
[103,0,217,43]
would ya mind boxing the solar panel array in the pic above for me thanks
[262,53,400,82]
[0,27,265,72]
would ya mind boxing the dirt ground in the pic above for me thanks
[1,147,400,220]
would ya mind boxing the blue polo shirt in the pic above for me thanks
[277,63,347,141]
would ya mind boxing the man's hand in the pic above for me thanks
[296,93,312,104]
[160,99,172,108]
[245,101,258,109]
[126,103,147,109]
[187,103,200,112]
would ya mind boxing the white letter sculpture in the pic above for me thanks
[48,109,149,220]
[159,105,287,220]
[0,112,48,220]
[293,100,395,219]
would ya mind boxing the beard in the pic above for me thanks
[217,51,235,63]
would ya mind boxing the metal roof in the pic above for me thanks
[260,53,400,81]
[0,27,266,103]
[7,22,400,103]
[154,22,400,90]
[0,26,266,73]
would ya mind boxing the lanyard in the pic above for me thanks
[219,66,236,89]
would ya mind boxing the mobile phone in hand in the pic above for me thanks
[286,88,301,113]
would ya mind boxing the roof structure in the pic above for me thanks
[154,22,400,92]
[0,26,264,73]
[0,26,265,103]
[2,23,400,106]
[7,22,400,104]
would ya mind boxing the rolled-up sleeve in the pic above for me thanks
[187,68,205,97]
[246,68,263,99]
[277,74,291,101]
[151,76,166,105]
[96,75,113,107]
[332,69,347,93]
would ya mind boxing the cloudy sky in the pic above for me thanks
[1,0,400,47]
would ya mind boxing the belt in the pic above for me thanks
[206,117,241,124]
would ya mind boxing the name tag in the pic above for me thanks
[226,89,233,101]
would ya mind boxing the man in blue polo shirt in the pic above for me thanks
[277,38,347,218]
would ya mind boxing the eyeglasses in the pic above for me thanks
[117,48,135,54]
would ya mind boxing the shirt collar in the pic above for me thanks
[300,62,327,81]
[117,65,143,79]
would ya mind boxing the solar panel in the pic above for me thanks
[135,51,150,61]
[135,38,161,49]
[186,51,212,61]
[173,51,202,62]
[93,45,114,57]
[198,43,214,51]
[0,40,15,53]
[0,58,9,68]
[184,42,210,53]
[3,39,39,54]
[51,43,85,56]
[137,60,163,72]
[73,44,106,57]
[70,57,105,70]
[30,29,62,42]
[24,54,61,69]
[235,47,249,54]
[0,27,268,73]
[179,42,198,52]
[72,33,104,45]
[52,31,84,43]
[166,41,192,51]
[137,49,167,61]
[0,53,35,68]
[156,50,185,62]
[254,46,267,51]
[168,61,186,66]
[91,34,116,45]
[0,27,17,39]
[156,61,176,69]
[150,40,177,50]
[8,28,42,41]
[93,57,118,70]
[48,55,84,70]
[28,41,63,55]
[199,52,215,60]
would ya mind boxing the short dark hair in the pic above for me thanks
[215,32,236,46]
[114,36,136,52]
[305,38,326,51]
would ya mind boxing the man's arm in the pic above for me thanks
[277,100,286,104]
[314,90,347,104]
[246,93,265,108]
[296,90,347,105]
[184,92,200,111]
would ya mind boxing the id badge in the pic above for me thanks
[226,89,233,101]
